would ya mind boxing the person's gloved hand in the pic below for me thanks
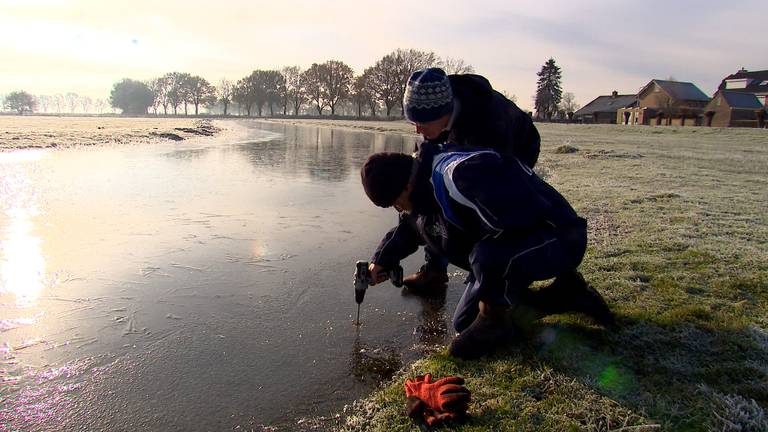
[404,374,471,413]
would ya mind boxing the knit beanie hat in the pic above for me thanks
[403,68,454,123]
[360,152,414,208]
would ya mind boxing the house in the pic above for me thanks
[703,90,766,128]
[717,68,768,107]
[618,79,710,126]
[573,91,638,124]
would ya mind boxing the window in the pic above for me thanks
[725,79,749,89]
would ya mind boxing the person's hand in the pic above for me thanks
[404,374,471,413]
[368,263,389,286]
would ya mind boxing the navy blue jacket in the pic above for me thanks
[371,148,581,272]
[431,74,540,169]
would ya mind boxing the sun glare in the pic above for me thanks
[1,206,45,307]
[0,165,46,308]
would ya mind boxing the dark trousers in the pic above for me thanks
[452,221,587,332]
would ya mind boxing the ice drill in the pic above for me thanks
[354,260,403,325]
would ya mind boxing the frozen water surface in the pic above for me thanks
[0,121,463,430]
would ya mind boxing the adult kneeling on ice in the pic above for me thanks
[360,144,615,359]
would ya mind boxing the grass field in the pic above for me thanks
[280,122,768,431]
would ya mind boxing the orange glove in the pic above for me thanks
[406,396,464,426]
[404,374,471,414]
[423,408,462,426]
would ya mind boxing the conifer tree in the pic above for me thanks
[534,58,563,120]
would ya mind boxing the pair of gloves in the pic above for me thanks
[404,374,471,426]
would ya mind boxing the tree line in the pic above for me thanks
[109,49,476,117]
[4,51,577,120]
[0,91,114,115]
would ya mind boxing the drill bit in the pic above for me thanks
[356,304,361,326]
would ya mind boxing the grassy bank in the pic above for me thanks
[0,116,223,150]
[280,122,767,431]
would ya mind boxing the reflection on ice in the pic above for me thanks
[0,314,42,332]
[1,193,46,308]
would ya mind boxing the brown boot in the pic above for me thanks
[403,264,449,294]
[448,301,512,360]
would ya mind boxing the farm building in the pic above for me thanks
[717,68,768,107]
[703,90,766,128]
[573,91,638,124]
[618,79,710,126]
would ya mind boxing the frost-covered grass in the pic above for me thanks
[280,122,767,431]
[0,115,223,150]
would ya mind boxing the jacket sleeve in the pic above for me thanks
[447,152,551,236]
[370,214,421,269]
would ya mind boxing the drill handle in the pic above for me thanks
[354,261,369,304]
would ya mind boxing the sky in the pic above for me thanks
[1,0,764,110]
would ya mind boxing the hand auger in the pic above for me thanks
[354,260,403,325]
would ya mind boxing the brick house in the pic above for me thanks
[717,68,768,106]
[702,68,768,128]
[703,91,766,128]
[618,79,710,126]
[573,91,638,124]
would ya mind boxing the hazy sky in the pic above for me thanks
[1,0,764,110]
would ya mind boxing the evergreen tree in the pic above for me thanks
[534,58,563,120]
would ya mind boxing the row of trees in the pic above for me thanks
[109,49,477,117]
[5,51,578,119]
[1,91,114,115]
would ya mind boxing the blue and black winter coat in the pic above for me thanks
[371,147,583,272]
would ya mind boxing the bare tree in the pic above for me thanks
[282,66,305,115]
[65,92,79,113]
[164,72,192,115]
[249,70,272,117]
[234,77,254,116]
[262,70,284,116]
[323,60,353,116]
[79,95,92,113]
[148,77,168,115]
[351,74,370,118]
[500,90,518,104]
[53,94,65,113]
[439,57,475,74]
[37,95,51,113]
[95,98,109,114]
[560,92,579,114]
[217,79,234,116]
[186,75,216,115]
[302,63,327,115]
[235,72,268,117]
[368,55,401,117]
